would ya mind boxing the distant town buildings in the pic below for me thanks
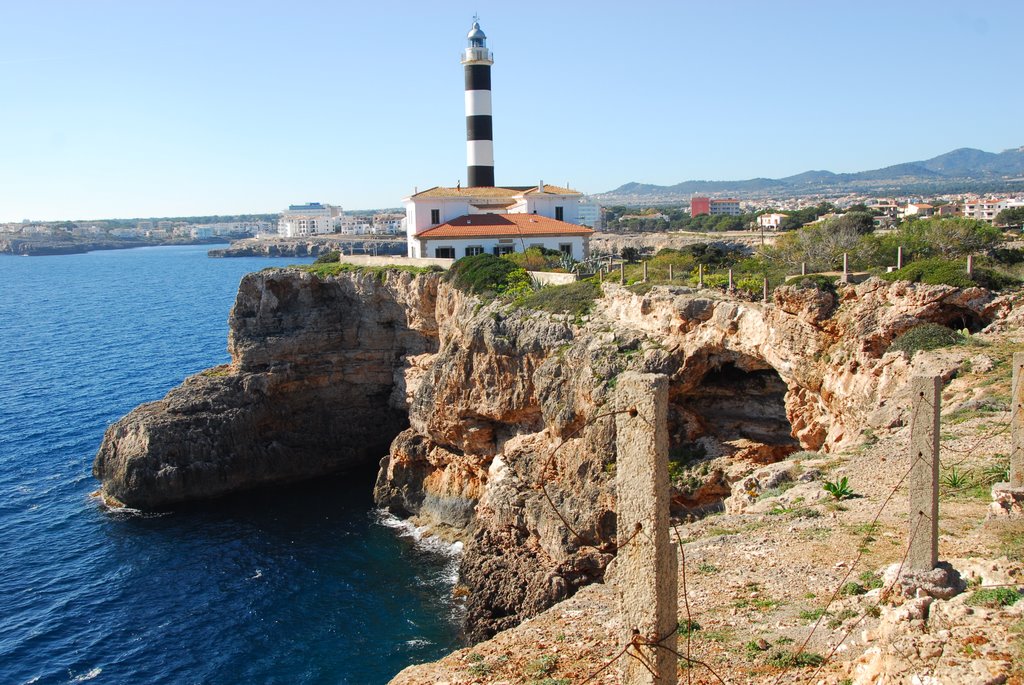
[962,198,1024,223]
[690,196,742,217]
[577,200,602,229]
[278,202,343,237]
[903,203,935,218]
[756,213,788,231]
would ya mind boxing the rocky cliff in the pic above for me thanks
[375,277,1008,640]
[94,268,438,507]
[94,267,1011,642]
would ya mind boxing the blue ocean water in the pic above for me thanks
[0,245,462,685]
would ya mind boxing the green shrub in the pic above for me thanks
[677,619,701,636]
[785,274,838,293]
[881,257,1016,290]
[858,571,884,589]
[503,246,565,272]
[991,247,1024,265]
[966,588,1021,608]
[447,253,530,297]
[518,280,601,316]
[313,250,340,264]
[524,654,558,677]
[799,607,825,621]
[840,581,866,596]
[767,650,824,668]
[889,323,964,356]
[301,262,441,279]
[823,476,855,500]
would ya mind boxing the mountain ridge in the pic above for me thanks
[594,146,1024,202]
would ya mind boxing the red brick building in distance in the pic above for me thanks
[690,196,742,217]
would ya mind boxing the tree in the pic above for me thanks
[833,211,876,235]
[995,207,1024,228]
[894,217,1002,258]
[621,246,640,262]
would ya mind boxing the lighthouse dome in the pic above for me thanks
[467,21,486,43]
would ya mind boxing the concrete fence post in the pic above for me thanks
[1012,353,1024,488]
[967,254,974,278]
[698,263,704,288]
[642,260,648,283]
[897,246,904,269]
[801,261,806,276]
[763,276,769,302]
[728,268,734,290]
[909,376,940,572]
[620,263,625,285]
[615,373,677,685]
[668,264,673,281]
[599,267,604,283]
[991,354,1024,515]
[841,252,850,284]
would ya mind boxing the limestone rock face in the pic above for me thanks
[93,269,438,508]
[95,267,1010,642]
[377,277,1006,640]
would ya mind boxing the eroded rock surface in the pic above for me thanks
[93,269,438,508]
[95,270,1008,643]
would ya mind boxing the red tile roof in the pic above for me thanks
[417,213,594,239]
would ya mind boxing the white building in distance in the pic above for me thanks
[278,202,342,237]
[756,213,788,231]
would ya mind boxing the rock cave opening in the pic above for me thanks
[665,358,799,514]
[930,307,988,334]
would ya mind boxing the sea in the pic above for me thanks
[0,245,463,685]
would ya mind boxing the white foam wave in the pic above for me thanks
[248,569,263,580]
[90,493,168,519]
[404,638,432,648]
[374,510,462,557]
[69,668,102,683]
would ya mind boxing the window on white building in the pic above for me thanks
[465,246,484,256]
[435,247,455,259]
[430,209,440,224]
[559,243,572,257]
[493,245,514,256]
[555,206,564,221]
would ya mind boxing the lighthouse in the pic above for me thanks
[462,18,494,187]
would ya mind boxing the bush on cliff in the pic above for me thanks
[880,257,1016,290]
[447,253,532,297]
[313,250,340,264]
[517,279,601,317]
[300,262,441,279]
[784,274,838,293]
[888,323,965,357]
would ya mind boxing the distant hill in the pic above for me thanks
[593,147,1024,204]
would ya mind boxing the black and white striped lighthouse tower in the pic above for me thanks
[462,18,494,187]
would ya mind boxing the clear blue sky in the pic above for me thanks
[1,0,1021,221]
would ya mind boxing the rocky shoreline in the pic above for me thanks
[93,265,1016,654]
[0,235,228,256]
[208,235,406,258]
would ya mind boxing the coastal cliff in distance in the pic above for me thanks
[95,266,1011,643]
[0,235,227,256]
[208,235,405,258]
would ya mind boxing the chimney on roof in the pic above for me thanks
[538,180,544,193]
